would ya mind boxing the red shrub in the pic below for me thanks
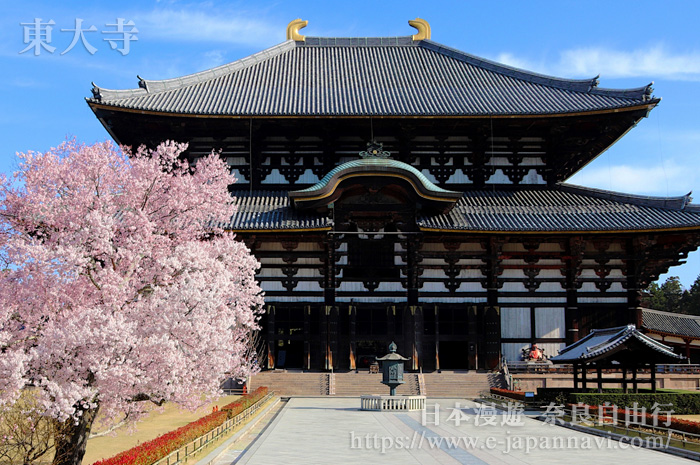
[93,387,269,465]
[491,387,526,401]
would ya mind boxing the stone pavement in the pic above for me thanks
[216,397,694,464]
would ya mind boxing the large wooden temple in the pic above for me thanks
[88,19,700,372]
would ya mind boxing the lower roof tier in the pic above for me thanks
[223,183,700,233]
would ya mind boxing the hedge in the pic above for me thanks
[572,403,700,435]
[93,386,269,465]
[570,391,700,415]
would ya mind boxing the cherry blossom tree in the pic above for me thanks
[0,140,263,465]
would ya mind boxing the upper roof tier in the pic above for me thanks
[88,29,658,117]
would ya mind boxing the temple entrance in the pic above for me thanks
[276,339,304,369]
[438,341,471,369]
[274,308,305,369]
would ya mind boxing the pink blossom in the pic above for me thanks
[0,140,263,425]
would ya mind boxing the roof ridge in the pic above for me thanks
[419,40,654,100]
[558,183,695,211]
[419,40,598,93]
[91,40,297,101]
[642,307,700,319]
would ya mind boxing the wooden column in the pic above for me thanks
[329,306,339,370]
[267,305,276,370]
[596,365,603,393]
[435,305,441,372]
[324,236,337,306]
[651,363,657,393]
[632,366,638,393]
[406,236,422,305]
[565,237,583,344]
[467,306,478,370]
[349,306,357,371]
[582,364,588,390]
[304,305,311,371]
[320,305,329,370]
[573,363,579,390]
[622,366,628,393]
[406,305,423,371]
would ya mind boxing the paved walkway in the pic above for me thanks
[225,397,693,464]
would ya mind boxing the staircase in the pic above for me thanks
[248,370,327,396]
[248,370,504,398]
[421,371,505,398]
[332,371,420,396]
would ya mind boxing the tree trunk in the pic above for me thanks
[52,405,100,465]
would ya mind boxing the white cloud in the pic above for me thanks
[568,163,695,196]
[133,9,280,46]
[492,45,700,81]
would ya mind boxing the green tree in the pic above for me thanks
[681,274,700,316]
[643,276,684,313]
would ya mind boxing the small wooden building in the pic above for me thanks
[550,324,685,392]
[87,19,700,372]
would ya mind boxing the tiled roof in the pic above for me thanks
[641,308,700,339]
[418,184,700,232]
[550,324,684,363]
[225,190,331,231]
[290,157,462,207]
[88,37,657,117]
[226,185,700,232]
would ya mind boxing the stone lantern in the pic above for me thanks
[377,341,410,396]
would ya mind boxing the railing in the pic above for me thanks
[507,361,571,374]
[152,391,275,465]
[657,364,700,374]
[500,356,512,390]
[506,362,700,375]
[360,395,426,411]
[552,404,700,456]
[417,373,426,396]
[328,372,335,395]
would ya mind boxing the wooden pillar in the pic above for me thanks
[651,363,657,393]
[406,236,421,306]
[565,237,583,344]
[406,305,423,371]
[329,306,339,370]
[349,306,356,371]
[484,306,501,370]
[324,236,337,306]
[267,305,276,370]
[320,305,329,370]
[573,363,579,390]
[685,339,692,359]
[582,364,588,390]
[632,366,638,393]
[622,366,628,393]
[596,365,603,393]
[387,305,396,342]
[467,306,478,370]
[304,305,311,371]
[435,305,441,372]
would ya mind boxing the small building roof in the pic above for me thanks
[88,35,657,117]
[289,157,462,210]
[550,324,684,364]
[641,308,700,339]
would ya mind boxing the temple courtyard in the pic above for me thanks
[199,397,694,465]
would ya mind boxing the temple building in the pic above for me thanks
[87,19,700,372]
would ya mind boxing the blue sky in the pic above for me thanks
[1,0,699,287]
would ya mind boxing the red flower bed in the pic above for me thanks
[570,403,700,435]
[94,387,269,465]
[490,387,526,401]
